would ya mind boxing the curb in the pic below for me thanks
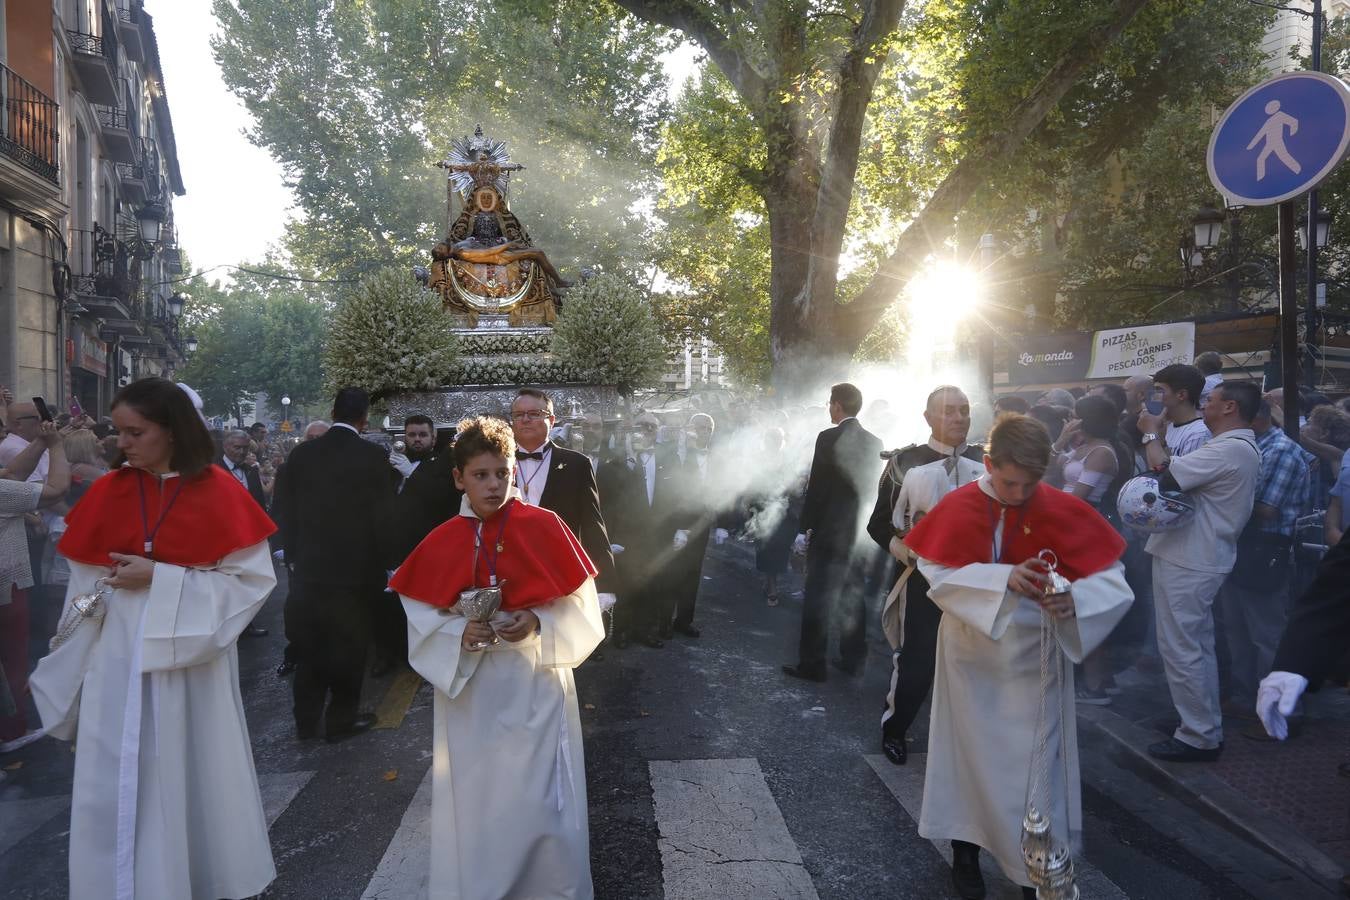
[1080,705,1346,893]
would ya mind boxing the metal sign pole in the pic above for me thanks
[1306,0,1324,392]
[1279,201,1302,442]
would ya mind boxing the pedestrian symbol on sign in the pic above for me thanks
[1248,100,1302,181]
[1208,71,1350,206]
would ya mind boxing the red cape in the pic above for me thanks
[389,499,597,611]
[903,480,1125,581]
[59,465,277,568]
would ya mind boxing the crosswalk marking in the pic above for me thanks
[0,794,69,856]
[360,766,433,900]
[0,770,314,861]
[865,754,1128,900]
[257,770,317,828]
[373,670,423,730]
[649,758,819,900]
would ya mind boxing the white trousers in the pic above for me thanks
[1151,557,1228,749]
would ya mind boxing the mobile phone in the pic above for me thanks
[69,398,83,418]
[32,397,54,422]
[1144,399,1163,416]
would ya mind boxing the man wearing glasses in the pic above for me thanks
[0,400,49,483]
[509,389,616,611]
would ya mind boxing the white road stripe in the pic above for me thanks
[865,754,1128,900]
[0,770,313,861]
[649,758,819,900]
[257,770,317,828]
[0,794,69,856]
[360,766,433,900]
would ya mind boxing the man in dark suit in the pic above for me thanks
[510,389,616,608]
[219,428,272,637]
[1258,530,1350,739]
[659,413,731,639]
[272,420,328,677]
[865,385,982,764]
[600,412,682,648]
[272,388,397,742]
[784,383,884,682]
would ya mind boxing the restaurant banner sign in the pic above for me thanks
[1010,332,1092,384]
[1085,322,1195,380]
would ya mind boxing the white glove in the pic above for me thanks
[792,533,809,556]
[673,529,689,550]
[597,592,618,612]
[389,452,416,478]
[714,528,729,545]
[272,549,285,562]
[610,543,625,555]
[1256,671,1308,740]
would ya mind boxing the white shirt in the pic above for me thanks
[1165,417,1211,458]
[331,422,360,436]
[1146,428,1260,574]
[222,457,250,490]
[516,443,552,506]
[0,432,48,484]
[629,451,656,507]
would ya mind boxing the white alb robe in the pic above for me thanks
[401,577,604,900]
[915,480,1132,887]
[29,542,278,900]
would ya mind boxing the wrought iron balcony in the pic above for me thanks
[94,84,138,163]
[0,64,59,183]
[116,0,146,62]
[67,6,120,105]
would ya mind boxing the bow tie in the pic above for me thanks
[516,450,545,461]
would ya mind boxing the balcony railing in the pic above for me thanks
[0,64,60,183]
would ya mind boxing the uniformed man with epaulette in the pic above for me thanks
[866,385,983,765]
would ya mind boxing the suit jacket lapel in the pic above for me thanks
[537,441,563,509]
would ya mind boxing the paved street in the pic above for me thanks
[1,545,1342,899]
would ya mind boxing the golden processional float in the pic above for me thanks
[424,125,570,329]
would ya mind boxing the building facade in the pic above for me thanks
[661,336,727,391]
[0,0,187,417]
[1262,0,1350,73]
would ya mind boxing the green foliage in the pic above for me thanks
[176,271,329,422]
[552,274,666,395]
[324,268,460,397]
[211,0,672,281]
[639,0,1275,382]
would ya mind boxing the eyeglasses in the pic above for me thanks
[511,411,552,422]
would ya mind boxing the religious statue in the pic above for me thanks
[425,126,569,327]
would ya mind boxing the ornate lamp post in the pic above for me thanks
[185,335,198,354]
[281,395,291,423]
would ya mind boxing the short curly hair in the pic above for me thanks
[453,416,516,470]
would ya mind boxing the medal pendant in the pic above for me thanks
[496,542,504,553]
[144,541,153,555]
[1023,525,1031,536]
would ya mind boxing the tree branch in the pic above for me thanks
[838,0,1150,346]
[611,0,769,106]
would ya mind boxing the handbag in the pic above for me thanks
[29,579,110,741]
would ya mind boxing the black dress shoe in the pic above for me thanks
[639,635,665,649]
[830,657,861,677]
[781,663,826,683]
[326,713,377,744]
[1147,738,1222,762]
[276,660,296,677]
[882,734,908,765]
[674,624,701,638]
[242,624,269,638]
[951,840,986,900]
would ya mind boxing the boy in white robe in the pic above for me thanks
[391,415,604,900]
[903,414,1132,899]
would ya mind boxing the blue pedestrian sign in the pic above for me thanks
[1208,71,1350,206]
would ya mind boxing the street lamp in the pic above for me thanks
[281,395,291,422]
[1298,208,1332,251]
[167,291,185,318]
[185,334,198,354]
[1191,206,1225,249]
[135,201,166,243]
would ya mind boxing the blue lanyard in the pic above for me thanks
[472,502,512,587]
